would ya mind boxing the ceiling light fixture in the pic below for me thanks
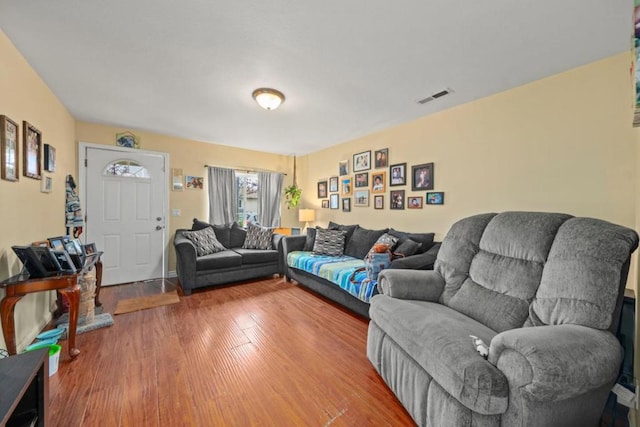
[252,88,285,110]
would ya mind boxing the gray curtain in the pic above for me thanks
[257,171,284,227]
[208,167,237,224]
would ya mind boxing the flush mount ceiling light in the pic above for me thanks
[252,88,285,110]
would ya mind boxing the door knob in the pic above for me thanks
[156,217,162,221]
[156,225,163,230]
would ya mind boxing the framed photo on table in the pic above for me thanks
[0,115,19,182]
[23,121,42,180]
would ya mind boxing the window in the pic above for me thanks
[103,160,150,178]
[236,173,259,226]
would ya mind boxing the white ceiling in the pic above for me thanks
[0,1,633,155]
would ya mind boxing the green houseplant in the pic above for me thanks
[284,155,302,209]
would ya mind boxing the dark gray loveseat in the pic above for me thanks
[368,212,639,426]
[174,219,283,295]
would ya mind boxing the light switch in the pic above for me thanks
[172,209,181,216]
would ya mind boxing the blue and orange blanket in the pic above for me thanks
[286,251,378,303]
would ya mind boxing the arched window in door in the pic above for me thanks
[103,160,150,178]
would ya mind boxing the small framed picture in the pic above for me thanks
[374,195,384,210]
[116,131,140,149]
[40,176,52,193]
[389,163,406,186]
[52,250,77,273]
[330,193,339,209]
[321,200,329,208]
[341,176,352,196]
[354,189,369,207]
[390,190,405,210]
[83,243,97,255]
[354,172,369,188]
[23,121,42,180]
[48,236,68,252]
[371,171,386,193]
[426,191,445,205]
[317,180,328,198]
[342,197,351,212]
[412,163,434,191]
[44,144,56,172]
[374,148,388,168]
[329,176,339,192]
[339,160,349,176]
[1,115,19,182]
[408,196,423,209]
[353,151,371,172]
[186,176,203,189]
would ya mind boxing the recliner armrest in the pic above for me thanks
[489,324,622,401]
[377,269,445,301]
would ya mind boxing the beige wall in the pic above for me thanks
[0,30,77,350]
[75,122,298,271]
[299,53,637,240]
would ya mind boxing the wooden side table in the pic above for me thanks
[0,273,80,358]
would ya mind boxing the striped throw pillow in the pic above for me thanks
[313,228,347,256]
[242,223,274,250]
[183,227,226,256]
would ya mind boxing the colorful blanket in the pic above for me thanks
[287,251,379,303]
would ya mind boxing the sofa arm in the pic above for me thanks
[377,269,445,301]
[389,242,441,270]
[282,235,306,256]
[173,231,197,294]
[489,324,622,402]
[271,233,285,274]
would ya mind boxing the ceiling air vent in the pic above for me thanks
[417,88,453,105]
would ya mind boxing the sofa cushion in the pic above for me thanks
[195,250,242,270]
[182,227,226,256]
[233,248,279,264]
[389,229,435,254]
[394,238,422,257]
[328,221,358,244]
[192,218,212,231]
[313,228,347,256]
[229,222,247,248]
[344,226,388,259]
[529,217,640,330]
[370,295,507,415]
[242,223,274,250]
[303,227,317,251]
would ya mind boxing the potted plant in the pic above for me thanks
[284,156,302,209]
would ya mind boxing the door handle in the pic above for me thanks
[156,217,162,221]
[156,225,163,231]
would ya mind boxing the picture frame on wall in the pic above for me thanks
[321,199,329,208]
[412,162,434,191]
[341,176,352,196]
[186,175,203,189]
[353,150,371,172]
[342,197,351,212]
[330,193,339,209]
[317,180,328,198]
[408,196,423,209]
[329,176,339,192]
[339,160,349,176]
[354,172,368,188]
[23,121,42,180]
[426,191,445,205]
[354,189,369,207]
[389,163,406,186]
[374,148,388,168]
[40,176,52,193]
[374,195,384,210]
[44,144,56,172]
[371,171,386,193]
[390,189,405,210]
[1,115,19,182]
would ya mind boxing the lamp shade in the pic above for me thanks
[252,88,285,110]
[298,209,315,222]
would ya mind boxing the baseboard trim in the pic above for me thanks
[167,270,177,278]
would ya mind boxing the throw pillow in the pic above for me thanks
[372,233,399,252]
[242,223,274,250]
[192,218,212,231]
[313,228,347,256]
[394,238,422,257]
[389,229,435,254]
[229,222,247,248]
[328,221,358,245]
[303,227,317,251]
[182,227,226,256]
[344,226,388,259]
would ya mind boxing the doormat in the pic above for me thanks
[56,313,115,340]
[114,290,180,315]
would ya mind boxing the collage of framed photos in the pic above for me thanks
[12,236,99,278]
[317,148,444,211]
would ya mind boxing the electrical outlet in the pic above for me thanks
[612,383,636,408]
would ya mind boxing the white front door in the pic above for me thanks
[83,145,167,285]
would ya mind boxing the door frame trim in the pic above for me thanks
[78,142,170,280]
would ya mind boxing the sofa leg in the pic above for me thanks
[285,275,291,283]
[182,288,192,296]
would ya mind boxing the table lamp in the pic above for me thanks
[298,209,315,232]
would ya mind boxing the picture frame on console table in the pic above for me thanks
[23,121,42,180]
[0,115,19,182]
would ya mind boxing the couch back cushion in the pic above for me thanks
[328,222,358,246]
[527,217,639,331]
[229,222,247,248]
[344,226,388,259]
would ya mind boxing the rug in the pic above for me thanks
[56,313,115,340]
[114,290,180,315]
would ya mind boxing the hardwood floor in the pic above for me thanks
[48,277,415,426]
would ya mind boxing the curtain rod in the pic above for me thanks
[204,164,287,176]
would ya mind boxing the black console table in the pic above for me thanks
[0,348,49,426]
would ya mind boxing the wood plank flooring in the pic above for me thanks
[47,277,415,426]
